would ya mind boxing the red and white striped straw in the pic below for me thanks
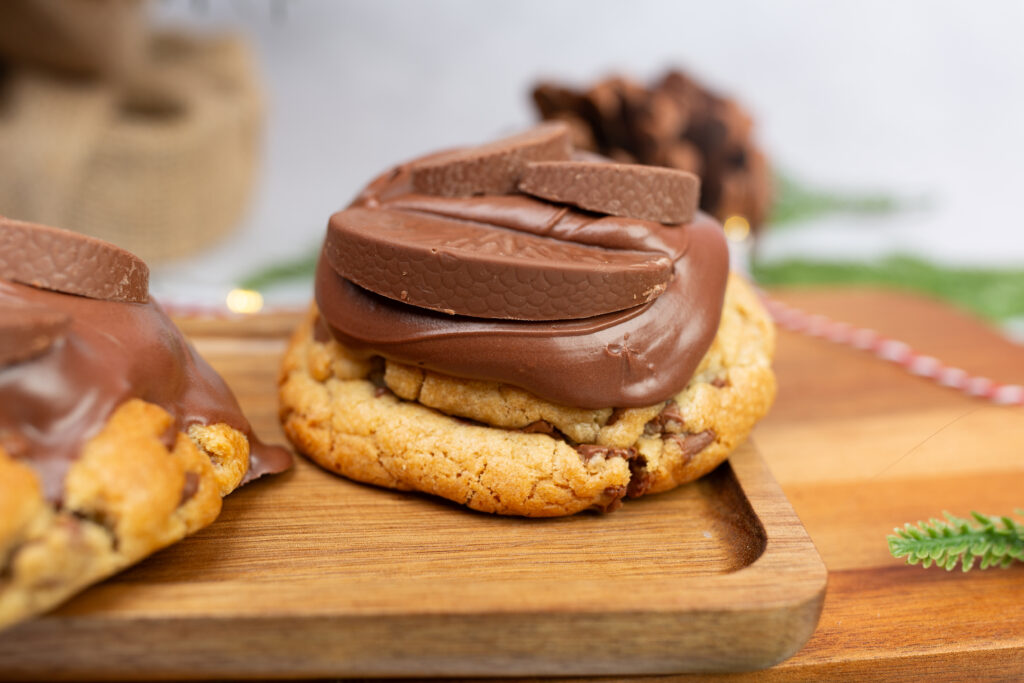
[160,293,1023,408]
[759,293,1024,407]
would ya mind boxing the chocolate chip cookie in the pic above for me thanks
[280,272,773,516]
[279,126,775,516]
[0,217,292,630]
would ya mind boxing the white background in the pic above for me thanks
[150,0,1024,306]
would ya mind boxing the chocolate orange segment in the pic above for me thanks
[0,303,70,367]
[519,161,700,225]
[0,216,149,303]
[324,207,672,321]
[410,122,572,197]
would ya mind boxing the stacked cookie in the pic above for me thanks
[0,217,291,629]
[279,123,776,516]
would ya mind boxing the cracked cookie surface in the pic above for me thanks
[279,273,775,517]
[0,401,255,630]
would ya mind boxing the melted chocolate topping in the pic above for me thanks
[315,160,729,409]
[0,279,292,502]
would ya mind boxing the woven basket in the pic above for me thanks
[0,0,145,77]
[0,31,263,263]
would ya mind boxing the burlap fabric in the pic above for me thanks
[0,0,145,77]
[0,32,262,263]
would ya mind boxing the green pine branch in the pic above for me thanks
[237,248,320,291]
[768,172,920,227]
[888,511,1024,572]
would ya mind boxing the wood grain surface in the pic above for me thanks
[0,311,825,679]
[2,286,1020,680]
[726,287,1024,682]
[489,287,1024,683]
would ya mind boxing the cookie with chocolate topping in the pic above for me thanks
[0,217,292,630]
[279,125,775,516]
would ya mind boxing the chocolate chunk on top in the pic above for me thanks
[518,161,700,225]
[0,302,70,367]
[410,122,572,197]
[532,71,774,231]
[0,216,149,303]
[325,206,673,321]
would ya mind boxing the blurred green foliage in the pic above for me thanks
[769,172,918,227]
[238,249,319,291]
[753,256,1024,323]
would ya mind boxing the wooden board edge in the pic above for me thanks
[0,443,828,679]
[0,601,826,680]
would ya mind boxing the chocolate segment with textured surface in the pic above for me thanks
[532,70,774,230]
[410,122,572,196]
[0,302,69,367]
[519,161,699,225]
[324,206,672,320]
[0,216,149,302]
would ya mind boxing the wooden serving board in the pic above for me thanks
[710,288,1024,682]
[0,319,826,680]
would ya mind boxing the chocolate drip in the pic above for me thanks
[0,279,292,502]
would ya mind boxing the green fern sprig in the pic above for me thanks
[887,511,1024,571]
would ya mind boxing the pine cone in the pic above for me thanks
[533,70,773,232]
